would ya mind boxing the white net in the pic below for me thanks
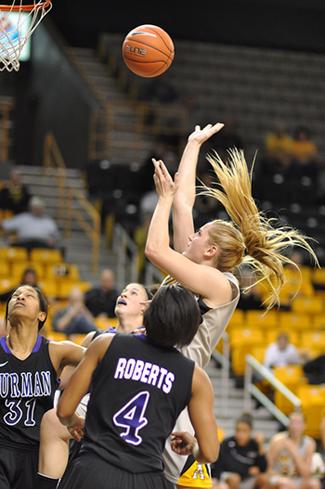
[0,0,52,72]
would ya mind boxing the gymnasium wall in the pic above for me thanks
[28,21,100,168]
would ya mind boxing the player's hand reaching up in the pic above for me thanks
[188,122,224,145]
[171,431,198,457]
[152,158,179,199]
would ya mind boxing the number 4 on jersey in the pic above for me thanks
[113,391,150,446]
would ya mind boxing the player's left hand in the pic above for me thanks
[67,413,85,442]
[170,431,198,456]
[152,158,179,199]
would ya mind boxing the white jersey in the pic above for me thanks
[163,272,240,484]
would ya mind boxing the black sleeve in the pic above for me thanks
[255,453,267,473]
[211,441,226,479]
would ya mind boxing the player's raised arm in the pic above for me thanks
[173,123,224,253]
[57,335,112,425]
[145,159,231,306]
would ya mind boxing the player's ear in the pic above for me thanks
[38,311,47,323]
[140,300,151,312]
[205,244,218,258]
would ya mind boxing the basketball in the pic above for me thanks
[122,24,174,78]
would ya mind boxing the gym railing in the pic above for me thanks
[43,132,101,274]
[112,223,139,291]
[244,354,302,427]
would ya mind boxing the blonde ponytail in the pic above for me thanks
[199,148,318,309]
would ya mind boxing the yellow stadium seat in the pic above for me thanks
[313,315,325,328]
[0,278,14,294]
[274,365,307,415]
[246,310,279,329]
[229,327,264,347]
[38,281,58,298]
[312,268,325,286]
[266,329,300,345]
[300,331,325,351]
[57,281,91,299]
[11,262,45,280]
[250,346,267,364]
[297,385,325,438]
[0,262,10,277]
[69,334,88,345]
[46,332,67,342]
[95,317,113,330]
[0,247,28,262]
[279,313,311,331]
[45,263,80,281]
[30,249,62,265]
[228,309,245,328]
[292,296,323,315]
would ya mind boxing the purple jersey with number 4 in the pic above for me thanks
[81,333,195,473]
[0,336,58,449]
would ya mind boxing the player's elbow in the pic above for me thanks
[144,244,159,262]
[56,402,72,425]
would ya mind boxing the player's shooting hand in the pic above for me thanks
[188,122,224,145]
[152,158,179,199]
[67,413,85,442]
[171,431,198,456]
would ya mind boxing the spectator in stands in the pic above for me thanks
[291,127,318,165]
[0,267,39,303]
[0,196,60,251]
[264,122,293,171]
[303,354,325,385]
[0,168,31,214]
[211,412,267,489]
[52,287,96,335]
[264,332,300,370]
[85,268,119,318]
[267,412,320,489]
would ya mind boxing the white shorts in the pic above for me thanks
[53,390,90,418]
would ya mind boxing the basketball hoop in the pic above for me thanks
[0,0,52,71]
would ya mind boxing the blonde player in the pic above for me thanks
[145,123,316,489]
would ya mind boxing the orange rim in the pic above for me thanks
[0,1,51,11]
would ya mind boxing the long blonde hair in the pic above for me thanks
[199,148,318,309]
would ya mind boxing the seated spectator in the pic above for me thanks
[264,122,293,170]
[267,412,320,489]
[291,127,318,165]
[303,354,325,385]
[211,413,267,489]
[264,332,301,370]
[0,168,31,214]
[52,287,96,335]
[85,268,119,318]
[0,196,60,251]
[0,267,39,303]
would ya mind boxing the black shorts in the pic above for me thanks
[0,445,38,489]
[59,453,174,489]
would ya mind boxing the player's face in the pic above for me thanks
[7,285,45,327]
[183,222,216,263]
[115,283,148,319]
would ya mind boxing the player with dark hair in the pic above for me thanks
[37,282,150,488]
[0,285,85,489]
[56,284,219,489]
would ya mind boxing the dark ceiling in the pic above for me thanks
[49,0,324,52]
